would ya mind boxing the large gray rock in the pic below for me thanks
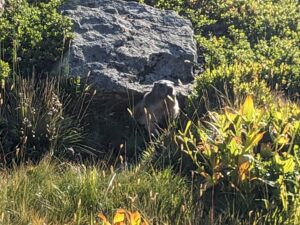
[60,0,198,97]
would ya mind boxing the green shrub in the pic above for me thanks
[193,1,300,96]
[0,0,99,165]
[151,0,299,41]
[0,0,72,74]
[143,93,300,222]
[254,36,300,94]
[190,62,273,115]
[0,76,96,165]
[177,96,300,222]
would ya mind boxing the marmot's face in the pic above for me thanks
[153,80,176,97]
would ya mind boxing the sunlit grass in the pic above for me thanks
[1,156,299,225]
[0,158,196,225]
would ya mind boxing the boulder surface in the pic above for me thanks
[61,0,198,97]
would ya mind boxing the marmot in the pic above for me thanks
[134,80,180,133]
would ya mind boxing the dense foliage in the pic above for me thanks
[137,0,300,223]
[0,77,97,165]
[138,0,300,102]
[0,0,91,165]
[178,96,300,221]
[0,162,196,224]
[0,0,72,74]
[0,0,300,224]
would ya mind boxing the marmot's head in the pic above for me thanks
[152,80,176,98]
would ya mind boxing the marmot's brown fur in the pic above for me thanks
[134,80,180,133]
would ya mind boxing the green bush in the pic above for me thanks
[177,96,300,222]
[0,0,72,74]
[0,0,96,165]
[190,62,273,115]
[0,76,97,166]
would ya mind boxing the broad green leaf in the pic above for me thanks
[241,96,255,121]
[274,153,295,173]
[228,137,240,156]
[244,132,265,153]
[282,154,295,173]
[275,134,289,145]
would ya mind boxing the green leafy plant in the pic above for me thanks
[190,62,273,115]
[0,0,72,74]
[177,96,300,222]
